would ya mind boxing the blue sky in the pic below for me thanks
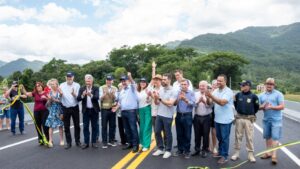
[0,0,300,64]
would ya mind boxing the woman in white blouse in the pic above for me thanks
[136,77,152,152]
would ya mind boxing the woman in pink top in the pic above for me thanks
[23,82,49,145]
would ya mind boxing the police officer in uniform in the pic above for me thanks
[231,80,259,163]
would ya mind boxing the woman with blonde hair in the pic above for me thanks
[45,79,64,148]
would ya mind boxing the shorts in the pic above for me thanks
[263,119,282,141]
[0,109,10,119]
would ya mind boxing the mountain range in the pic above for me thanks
[0,58,45,77]
[166,22,300,91]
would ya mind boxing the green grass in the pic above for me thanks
[285,94,300,102]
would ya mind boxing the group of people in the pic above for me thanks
[1,61,284,166]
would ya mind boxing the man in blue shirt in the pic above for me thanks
[206,74,234,164]
[174,79,195,159]
[259,78,284,165]
[113,72,139,153]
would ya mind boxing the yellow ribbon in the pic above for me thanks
[1,85,49,145]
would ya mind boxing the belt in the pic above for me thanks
[177,112,192,116]
[122,109,136,113]
[195,114,210,117]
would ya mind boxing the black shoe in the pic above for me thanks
[173,151,184,157]
[132,146,139,153]
[76,142,81,147]
[122,144,133,150]
[92,143,98,148]
[191,151,200,156]
[64,144,72,150]
[81,144,89,149]
[201,151,208,158]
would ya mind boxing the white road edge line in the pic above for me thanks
[254,123,300,167]
[0,123,83,151]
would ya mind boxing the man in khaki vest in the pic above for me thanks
[100,75,118,148]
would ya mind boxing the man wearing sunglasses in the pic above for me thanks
[258,78,284,165]
[231,80,259,163]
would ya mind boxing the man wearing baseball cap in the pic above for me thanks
[60,71,81,149]
[99,75,118,148]
[231,80,259,163]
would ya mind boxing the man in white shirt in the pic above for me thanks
[173,69,193,92]
[60,72,81,149]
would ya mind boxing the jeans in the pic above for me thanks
[121,109,139,147]
[215,122,232,159]
[10,107,24,134]
[176,112,193,153]
[101,109,116,143]
[155,115,173,152]
[83,108,99,144]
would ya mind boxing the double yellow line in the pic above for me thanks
[112,117,176,169]
[111,135,157,169]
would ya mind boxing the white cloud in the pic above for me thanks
[0,24,109,63]
[84,0,101,7]
[0,6,37,21]
[0,3,86,23]
[0,0,300,64]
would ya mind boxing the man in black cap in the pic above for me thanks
[60,71,81,149]
[231,80,259,163]
[5,81,27,135]
[112,73,139,153]
[99,75,118,148]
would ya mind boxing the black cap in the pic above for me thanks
[66,72,75,77]
[139,77,147,83]
[239,80,252,86]
[120,75,128,81]
[106,75,114,80]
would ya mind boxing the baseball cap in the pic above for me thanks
[239,80,252,86]
[120,75,128,81]
[66,72,75,77]
[106,75,114,80]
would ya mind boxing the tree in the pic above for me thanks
[197,52,249,88]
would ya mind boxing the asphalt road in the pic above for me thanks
[0,104,299,169]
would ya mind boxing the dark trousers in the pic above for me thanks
[101,109,116,143]
[34,110,49,142]
[10,107,24,134]
[62,105,80,144]
[121,109,139,147]
[155,115,173,152]
[175,113,193,153]
[193,114,211,152]
[83,108,99,144]
[118,116,127,144]
[215,122,232,159]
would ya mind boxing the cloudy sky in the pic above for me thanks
[0,0,299,64]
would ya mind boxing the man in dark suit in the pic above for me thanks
[77,74,100,149]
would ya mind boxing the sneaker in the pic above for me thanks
[248,152,256,163]
[102,143,108,149]
[173,151,183,157]
[231,151,240,161]
[60,141,65,146]
[201,151,208,158]
[108,141,117,147]
[184,153,191,159]
[163,151,172,159]
[142,148,149,152]
[152,149,165,156]
[217,157,228,164]
[48,142,53,148]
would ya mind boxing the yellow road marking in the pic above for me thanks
[111,151,138,169]
[112,115,176,169]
